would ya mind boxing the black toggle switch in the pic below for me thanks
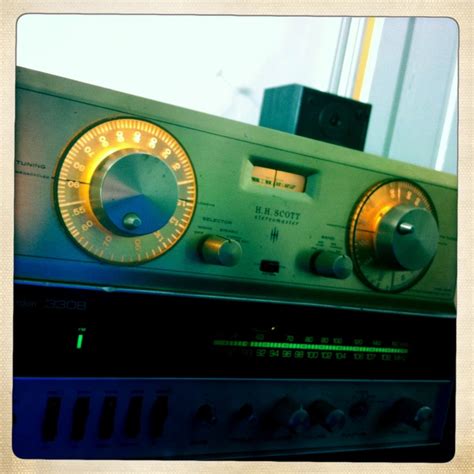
[42,396,62,442]
[260,260,280,273]
[124,395,143,438]
[98,396,117,440]
[149,395,168,438]
[70,396,90,441]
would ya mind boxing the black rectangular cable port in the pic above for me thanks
[149,395,168,438]
[70,396,90,441]
[124,395,143,438]
[41,396,61,442]
[260,260,280,273]
[98,396,117,440]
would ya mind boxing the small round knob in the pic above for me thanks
[194,403,217,426]
[391,397,433,431]
[201,236,242,266]
[375,205,439,270]
[349,400,369,420]
[311,251,353,279]
[307,400,346,432]
[230,403,258,437]
[234,403,255,422]
[270,397,310,433]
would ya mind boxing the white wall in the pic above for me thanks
[363,18,458,174]
[17,15,457,174]
[17,15,341,125]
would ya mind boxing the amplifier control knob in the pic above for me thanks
[349,400,369,420]
[311,251,353,279]
[307,400,346,432]
[194,403,217,426]
[375,205,439,271]
[233,403,255,423]
[201,236,242,266]
[391,397,433,431]
[230,403,258,438]
[269,397,310,433]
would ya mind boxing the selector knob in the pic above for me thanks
[201,236,242,266]
[391,397,433,431]
[269,397,310,433]
[311,251,353,279]
[307,400,346,432]
[375,204,439,271]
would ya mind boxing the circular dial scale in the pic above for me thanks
[55,118,196,264]
[349,180,438,292]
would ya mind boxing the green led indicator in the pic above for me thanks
[212,339,408,354]
[76,334,83,350]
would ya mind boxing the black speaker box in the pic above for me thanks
[259,84,372,151]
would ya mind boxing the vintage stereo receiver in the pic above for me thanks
[13,67,457,460]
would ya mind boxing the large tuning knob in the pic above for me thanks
[90,150,178,236]
[375,204,439,271]
[349,180,439,292]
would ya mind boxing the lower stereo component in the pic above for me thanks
[13,378,451,460]
[13,283,455,460]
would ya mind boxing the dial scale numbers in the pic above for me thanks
[55,118,196,264]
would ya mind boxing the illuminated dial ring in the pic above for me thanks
[348,179,437,292]
[55,118,196,264]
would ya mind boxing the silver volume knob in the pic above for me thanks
[200,236,242,266]
[311,251,353,279]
